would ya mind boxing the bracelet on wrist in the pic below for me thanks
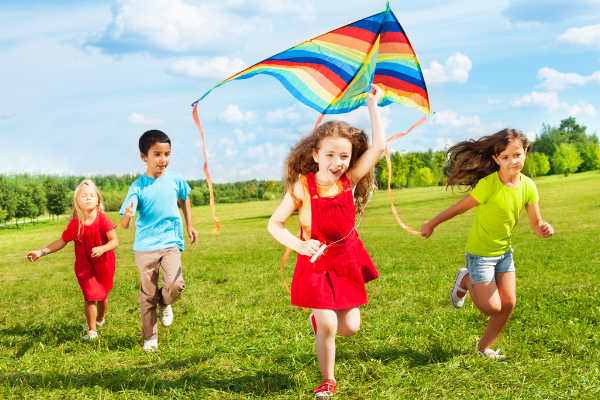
[40,248,47,257]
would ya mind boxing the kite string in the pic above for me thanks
[384,116,427,235]
[192,102,220,234]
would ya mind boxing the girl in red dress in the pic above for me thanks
[268,84,386,398]
[27,179,118,340]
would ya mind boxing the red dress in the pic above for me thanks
[291,173,378,310]
[61,211,117,301]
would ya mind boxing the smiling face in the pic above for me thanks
[75,185,99,213]
[493,140,526,178]
[312,135,353,184]
[141,142,171,178]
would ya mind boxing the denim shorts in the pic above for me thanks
[465,249,515,284]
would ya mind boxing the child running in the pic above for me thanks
[268,84,385,398]
[421,129,554,359]
[120,130,198,352]
[27,179,118,340]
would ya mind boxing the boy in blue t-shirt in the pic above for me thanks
[120,130,198,351]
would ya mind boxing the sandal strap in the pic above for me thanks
[456,286,468,293]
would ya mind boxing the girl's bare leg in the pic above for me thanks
[458,272,516,350]
[84,301,97,332]
[478,272,516,350]
[335,307,360,337]
[97,298,108,322]
[313,309,338,381]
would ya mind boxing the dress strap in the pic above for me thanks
[340,173,352,191]
[305,172,319,199]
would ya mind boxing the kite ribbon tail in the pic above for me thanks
[385,115,427,235]
[192,102,220,234]
[281,231,309,313]
[313,113,325,132]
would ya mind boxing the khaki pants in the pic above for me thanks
[134,246,186,340]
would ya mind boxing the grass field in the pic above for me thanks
[0,171,599,399]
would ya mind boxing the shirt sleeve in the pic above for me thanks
[470,177,490,204]
[177,176,191,200]
[100,212,117,234]
[61,219,78,242]
[526,178,540,205]
[119,187,139,216]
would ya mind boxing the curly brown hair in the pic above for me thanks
[445,128,532,190]
[284,120,374,213]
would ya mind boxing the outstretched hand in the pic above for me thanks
[538,220,554,238]
[27,250,42,262]
[124,199,135,219]
[367,83,383,105]
[420,221,434,238]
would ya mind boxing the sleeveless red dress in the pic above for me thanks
[290,172,378,310]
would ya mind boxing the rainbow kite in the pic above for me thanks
[192,2,430,234]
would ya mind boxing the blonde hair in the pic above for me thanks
[71,179,104,239]
[284,120,373,214]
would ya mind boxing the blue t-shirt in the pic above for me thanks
[119,170,191,252]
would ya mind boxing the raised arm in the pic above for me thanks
[27,238,68,262]
[120,199,135,229]
[178,197,198,245]
[267,181,321,256]
[525,202,554,238]
[349,84,386,186]
[421,194,480,238]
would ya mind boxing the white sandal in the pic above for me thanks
[83,318,105,331]
[82,330,98,340]
[450,268,469,309]
[477,347,505,359]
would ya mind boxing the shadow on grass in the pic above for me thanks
[362,343,456,367]
[0,323,82,357]
[5,357,294,396]
[233,215,272,221]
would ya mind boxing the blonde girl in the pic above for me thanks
[27,180,118,340]
[268,84,385,398]
[421,129,553,358]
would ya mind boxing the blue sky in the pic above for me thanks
[1,0,599,182]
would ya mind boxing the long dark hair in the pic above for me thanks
[284,120,373,213]
[445,128,531,190]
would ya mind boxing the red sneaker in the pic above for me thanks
[314,379,336,398]
[309,312,317,336]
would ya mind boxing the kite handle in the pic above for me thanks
[281,231,309,313]
[192,102,220,234]
[384,116,427,235]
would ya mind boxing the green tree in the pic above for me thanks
[582,142,600,171]
[522,152,550,177]
[412,167,435,187]
[26,182,46,224]
[0,176,18,229]
[552,143,583,177]
[44,179,70,223]
[15,185,36,229]
[0,206,6,227]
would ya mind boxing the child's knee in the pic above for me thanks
[317,318,337,337]
[338,324,359,337]
[502,297,516,312]
[481,302,502,316]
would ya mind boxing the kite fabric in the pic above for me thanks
[192,2,430,234]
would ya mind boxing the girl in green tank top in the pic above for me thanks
[421,129,553,359]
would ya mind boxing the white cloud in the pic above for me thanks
[557,23,600,51]
[225,147,239,159]
[234,128,256,144]
[423,52,472,85]
[169,57,248,79]
[267,106,302,125]
[128,112,164,126]
[218,105,257,124]
[488,97,502,105]
[430,110,503,136]
[525,132,536,142]
[87,0,265,54]
[330,106,392,131]
[192,140,202,147]
[254,163,269,173]
[247,145,265,160]
[511,91,596,117]
[536,67,600,90]
[239,168,253,176]
[265,142,285,157]
[225,0,317,22]
[219,137,236,147]
[0,112,14,119]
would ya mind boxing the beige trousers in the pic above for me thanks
[134,246,186,340]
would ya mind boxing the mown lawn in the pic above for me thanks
[0,171,598,399]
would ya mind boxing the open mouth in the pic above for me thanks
[330,168,342,176]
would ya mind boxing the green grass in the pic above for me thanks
[0,171,599,399]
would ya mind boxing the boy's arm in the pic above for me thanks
[267,182,321,257]
[27,238,68,262]
[350,84,386,186]
[525,202,554,238]
[178,197,198,245]
[421,194,480,238]
[120,199,134,229]
[91,229,119,258]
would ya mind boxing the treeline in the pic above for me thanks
[374,117,600,189]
